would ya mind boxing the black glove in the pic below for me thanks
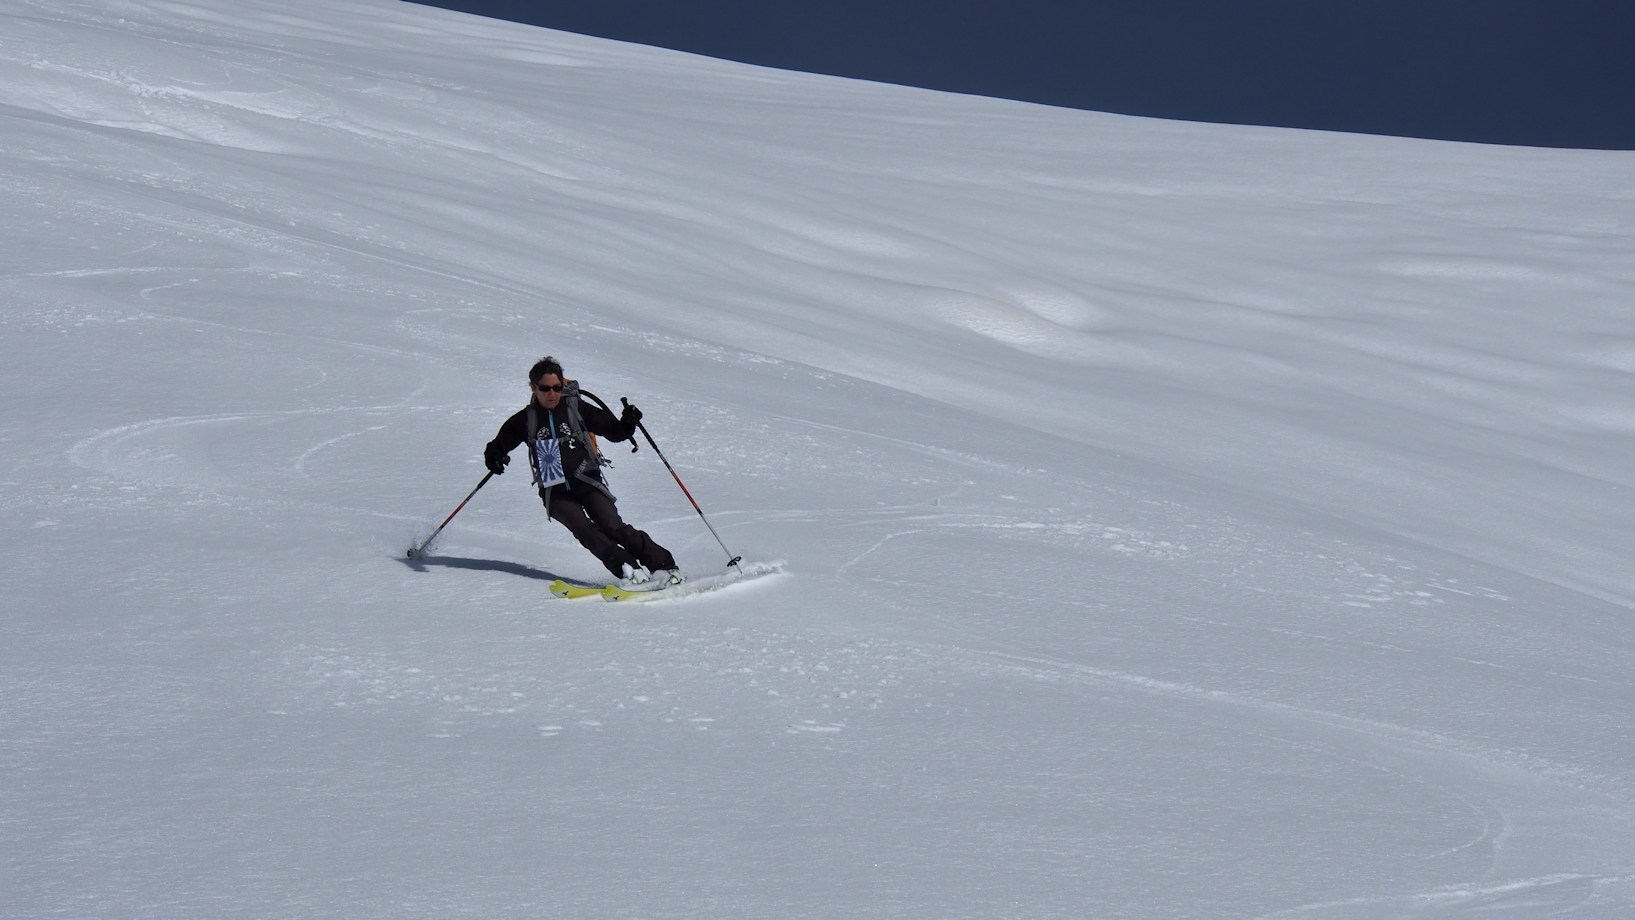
[484,449,510,476]
[620,401,643,426]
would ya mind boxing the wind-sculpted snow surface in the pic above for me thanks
[4,0,1635,917]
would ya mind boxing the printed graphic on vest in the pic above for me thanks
[533,432,566,488]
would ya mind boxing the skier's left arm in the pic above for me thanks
[580,400,639,442]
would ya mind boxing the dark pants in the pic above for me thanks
[544,487,676,578]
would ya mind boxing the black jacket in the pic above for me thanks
[485,386,636,505]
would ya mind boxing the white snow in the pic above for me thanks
[4,0,1635,916]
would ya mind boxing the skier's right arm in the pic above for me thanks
[483,410,526,475]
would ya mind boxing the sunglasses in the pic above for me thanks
[533,382,564,393]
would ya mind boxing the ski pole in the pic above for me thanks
[623,397,741,570]
[407,470,494,558]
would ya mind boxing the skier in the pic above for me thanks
[483,356,681,586]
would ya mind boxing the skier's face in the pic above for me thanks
[532,373,564,409]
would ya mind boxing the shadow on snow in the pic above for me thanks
[398,554,594,585]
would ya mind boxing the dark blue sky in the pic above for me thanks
[410,1,1635,149]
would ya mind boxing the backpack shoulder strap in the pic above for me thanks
[525,403,539,485]
[560,388,596,468]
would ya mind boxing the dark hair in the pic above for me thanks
[529,355,563,383]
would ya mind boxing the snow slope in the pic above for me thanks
[4,0,1635,916]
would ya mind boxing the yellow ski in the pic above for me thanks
[549,579,604,599]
